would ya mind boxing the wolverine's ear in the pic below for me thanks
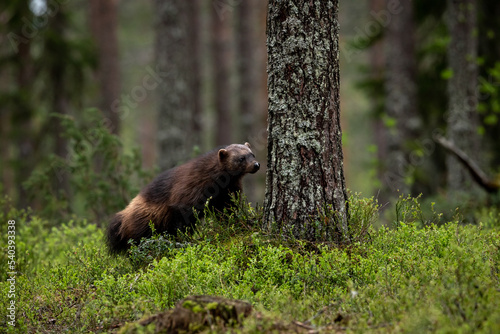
[218,149,229,161]
[244,142,251,148]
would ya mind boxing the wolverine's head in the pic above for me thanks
[218,142,260,175]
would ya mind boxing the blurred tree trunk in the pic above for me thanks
[478,2,500,169]
[89,0,121,134]
[369,0,388,204]
[140,1,202,168]
[0,10,12,195]
[48,11,71,197]
[369,0,385,79]
[0,112,14,196]
[383,0,419,195]
[445,0,479,192]
[237,0,258,141]
[187,0,202,147]
[264,0,349,244]
[212,4,233,145]
[6,1,36,208]
[237,0,259,200]
[15,42,34,208]
[256,0,269,135]
[242,1,268,204]
[154,1,193,169]
[16,43,34,208]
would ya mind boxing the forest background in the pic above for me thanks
[2,0,500,222]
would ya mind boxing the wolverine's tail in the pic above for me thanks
[106,214,129,254]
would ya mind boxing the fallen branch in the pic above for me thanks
[434,134,499,193]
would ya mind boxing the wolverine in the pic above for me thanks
[106,143,260,253]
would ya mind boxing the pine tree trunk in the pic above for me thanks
[369,0,388,204]
[50,12,71,198]
[479,2,500,169]
[212,5,233,145]
[155,0,193,169]
[187,0,202,147]
[383,0,419,195]
[16,43,34,209]
[89,0,121,134]
[0,112,14,197]
[13,2,35,208]
[237,0,258,141]
[264,0,349,243]
[445,0,479,192]
[237,0,261,200]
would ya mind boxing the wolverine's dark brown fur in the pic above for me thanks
[106,143,260,254]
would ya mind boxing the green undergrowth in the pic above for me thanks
[1,195,499,333]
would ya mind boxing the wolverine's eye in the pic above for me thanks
[238,157,245,163]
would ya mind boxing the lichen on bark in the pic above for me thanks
[264,0,349,243]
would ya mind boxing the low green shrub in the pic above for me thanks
[23,109,154,225]
[127,222,183,270]
[1,195,499,333]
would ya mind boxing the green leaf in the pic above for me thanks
[477,102,488,113]
[477,126,485,135]
[383,115,397,129]
[441,68,454,80]
[484,114,498,125]
[492,100,500,113]
[479,77,496,95]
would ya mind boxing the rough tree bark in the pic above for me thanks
[264,1,349,243]
[445,0,479,192]
[383,0,420,195]
[212,4,233,145]
[155,1,194,170]
[89,0,121,134]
